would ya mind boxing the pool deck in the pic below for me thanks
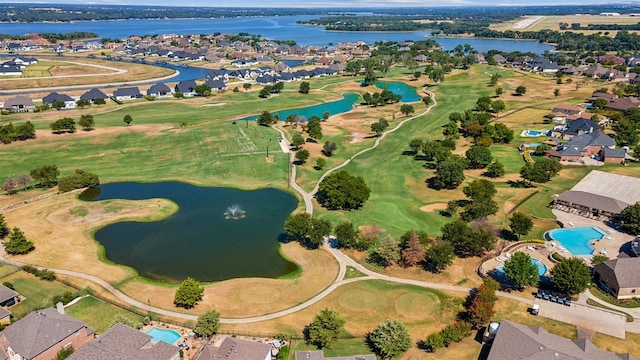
[552,209,634,260]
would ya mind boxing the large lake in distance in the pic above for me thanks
[80,182,299,283]
[3,15,554,53]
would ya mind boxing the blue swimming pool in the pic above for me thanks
[147,328,181,344]
[546,227,606,256]
[497,258,547,277]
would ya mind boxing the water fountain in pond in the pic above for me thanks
[224,204,246,220]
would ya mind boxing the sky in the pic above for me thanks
[2,0,635,7]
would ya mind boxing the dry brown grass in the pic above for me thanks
[48,64,114,77]
[2,191,177,283]
[592,332,640,358]
[490,15,640,34]
[118,242,338,317]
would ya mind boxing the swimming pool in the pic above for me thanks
[521,129,550,137]
[146,327,181,344]
[546,227,606,256]
[496,258,547,277]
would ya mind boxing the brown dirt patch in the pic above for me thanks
[48,64,114,76]
[420,203,448,212]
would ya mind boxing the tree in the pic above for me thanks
[307,117,323,140]
[322,141,337,156]
[58,169,100,193]
[306,308,345,349]
[614,119,638,146]
[194,84,211,96]
[30,164,60,188]
[259,88,271,98]
[1,177,17,195]
[54,346,74,360]
[408,138,423,155]
[447,220,496,257]
[299,81,310,94]
[257,111,273,126]
[461,179,498,220]
[0,214,8,239]
[399,104,414,117]
[429,67,445,83]
[194,310,220,337]
[466,279,498,329]
[515,86,527,96]
[93,97,106,106]
[173,277,204,309]
[495,87,504,97]
[485,160,505,178]
[291,134,305,149]
[50,117,76,133]
[413,71,422,80]
[323,111,330,120]
[509,212,533,239]
[554,88,561,97]
[52,100,66,110]
[363,68,377,86]
[593,98,608,109]
[3,227,35,255]
[315,158,326,170]
[284,213,331,249]
[401,231,426,267]
[295,149,310,164]
[243,83,252,91]
[367,236,398,267]
[317,171,370,210]
[123,114,133,126]
[520,158,561,184]
[465,146,493,169]
[434,159,465,189]
[551,257,591,295]
[78,115,94,130]
[476,96,492,112]
[503,251,539,290]
[367,319,412,359]
[76,98,90,109]
[109,314,142,329]
[371,118,389,136]
[621,203,640,235]
[335,221,358,249]
[424,240,455,273]
[489,73,501,86]
[491,99,506,114]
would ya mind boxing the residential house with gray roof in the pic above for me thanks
[113,87,142,101]
[42,92,76,110]
[0,308,94,360]
[487,320,636,359]
[146,83,172,98]
[80,88,109,103]
[174,80,197,97]
[68,323,179,360]
[195,337,271,360]
[594,258,640,299]
[3,96,35,112]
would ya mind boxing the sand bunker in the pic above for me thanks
[420,203,448,212]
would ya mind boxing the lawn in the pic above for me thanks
[0,271,76,318]
[593,332,640,359]
[66,296,144,334]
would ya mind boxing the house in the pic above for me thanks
[0,307,95,360]
[195,337,271,360]
[595,258,640,299]
[486,320,636,359]
[256,74,276,85]
[556,118,599,140]
[204,78,227,91]
[68,323,179,360]
[606,97,640,112]
[0,284,20,308]
[3,96,35,112]
[80,88,109,103]
[601,147,626,164]
[0,65,22,76]
[548,130,616,161]
[552,104,584,116]
[526,56,559,73]
[492,54,507,64]
[147,83,172,98]
[295,350,376,360]
[113,87,142,101]
[42,92,76,109]
[174,80,197,97]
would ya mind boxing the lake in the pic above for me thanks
[80,182,299,283]
[3,15,554,53]
[374,81,421,103]
[242,92,360,121]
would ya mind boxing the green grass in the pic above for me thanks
[343,266,367,280]
[289,338,371,359]
[1,272,76,318]
[0,263,21,279]
[66,296,144,333]
[70,206,88,217]
[590,285,640,308]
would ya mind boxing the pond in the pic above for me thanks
[374,81,421,103]
[80,182,298,283]
[242,92,359,121]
